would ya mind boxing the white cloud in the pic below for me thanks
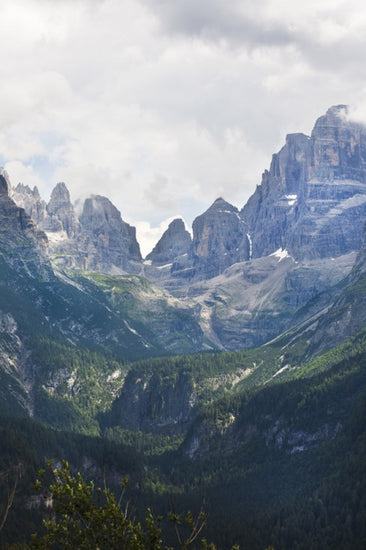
[344,93,366,125]
[5,161,45,192]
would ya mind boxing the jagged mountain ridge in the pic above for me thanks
[0,177,210,417]
[6,104,366,352]
[146,218,192,265]
[11,182,142,274]
[1,108,366,550]
[242,105,366,261]
[11,105,366,280]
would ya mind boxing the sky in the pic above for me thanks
[1,0,366,255]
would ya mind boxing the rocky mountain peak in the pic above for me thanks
[310,104,366,183]
[0,168,10,195]
[48,182,70,205]
[13,183,40,199]
[206,197,239,215]
[32,185,41,199]
[77,195,142,272]
[146,218,191,265]
[11,182,49,230]
[0,175,52,281]
[47,182,79,238]
[79,195,121,228]
[242,105,366,261]
[311,104,348,137]
[191,197,250,279]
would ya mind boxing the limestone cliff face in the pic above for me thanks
[146,218,192,265]
[77,195,142,272]
[0,171,52,281]
[11,184,49,230]
[46,182,80,238]
[242,106,366,260]
[145,201,250,285]
[12,182,143,274]
[191,198,250,279]
[310,104,366,182]
[12,182,80,238]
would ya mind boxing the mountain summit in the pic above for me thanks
[242,105,366,260]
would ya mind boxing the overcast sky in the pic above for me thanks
[1,0,366,255]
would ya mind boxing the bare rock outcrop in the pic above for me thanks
[191,198,250,280]
[242,105,366,261]
[146,218,192,265]
[76,195,142,272]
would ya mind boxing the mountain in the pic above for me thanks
[242,105,366,260]
[0,176,209,423]
[76,194,142,272]
[0,169,52,281]
[144,105,366,291]
[146,218,192,265]
[3,104,366,366]
[1,107,366,549]
[11,181,79,238]
[46,182,80,237]
[144,199,250,292]
[8,105,366,353]
[190,197,250,279]
[12,184,142,274]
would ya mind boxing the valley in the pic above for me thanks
[0,105,366,548]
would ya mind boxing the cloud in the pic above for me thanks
[5,161,45,192]
[344,94,366,125]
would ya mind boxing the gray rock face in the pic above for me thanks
[186,251,355,351]
[77,195,142,272]
[0,176,52,281]
[242,105,366,261]
[11,181,143,275]
[11,181,79,238]
[147,198,250,287]
[311,104,366,182]
[191,198,250,279]
[146,218,191,265]
[0,169,11,195]
[46,182,80,238]
[11,183,49,228]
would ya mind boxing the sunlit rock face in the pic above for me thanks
[12,182,142,274]
[46,182,80,238]
[6,106,366,352]
[242,105,366,261]
[11,183,49,230]
[77,195,142,272]
[191,198,250,280]
[0,174,52,281]
[12,181,80,238]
